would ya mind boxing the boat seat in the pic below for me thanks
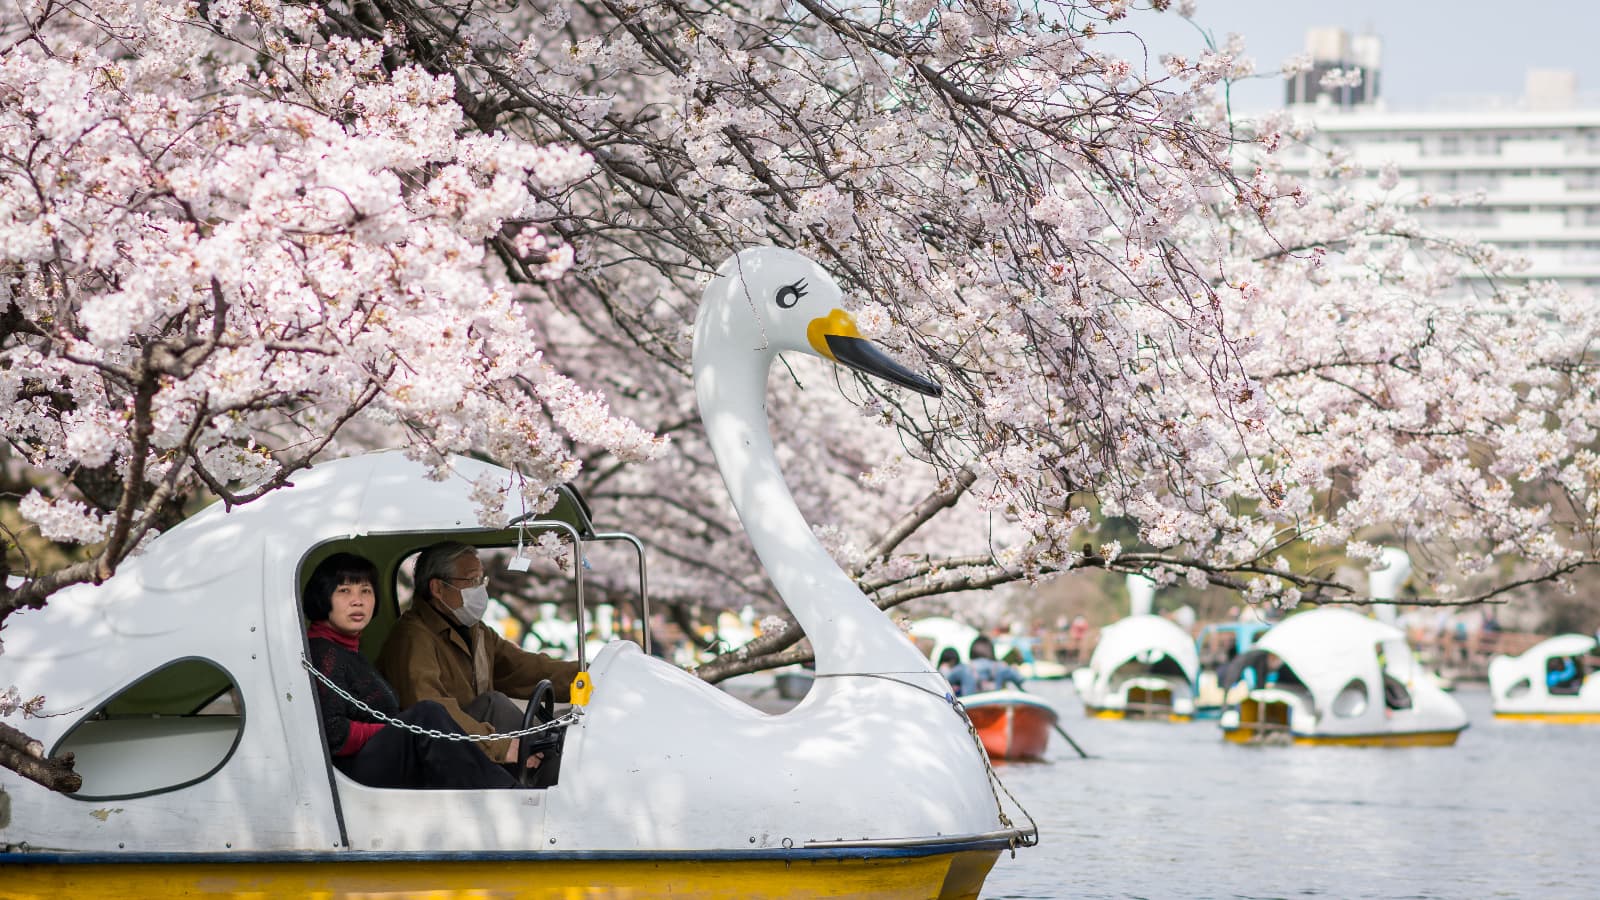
[56,716,242,799]
[1382,674,1412,710]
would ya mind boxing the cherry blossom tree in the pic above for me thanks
[0,0,663,619]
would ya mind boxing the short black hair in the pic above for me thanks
[969,636,996,660]
[302,552,379,622]
[938,647,961,667]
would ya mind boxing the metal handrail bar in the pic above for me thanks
[802,827,1037,849]
[588,532,650,657]
[511,519,587,671]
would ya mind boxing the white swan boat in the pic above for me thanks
[0,248,1031,898]
[1070,615,1200,720]
[1219,608,1468,746]
[1488,634,1600,723]
[907,616,1066,682]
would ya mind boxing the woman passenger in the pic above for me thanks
[304,552,526,789]
[937,647,968,697]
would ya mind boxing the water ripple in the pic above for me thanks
[980,682,1597,900]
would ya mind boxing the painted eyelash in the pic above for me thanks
[776,279,809,308]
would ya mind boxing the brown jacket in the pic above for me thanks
[377,597,580,761]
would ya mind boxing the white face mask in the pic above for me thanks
[453,584,490,626]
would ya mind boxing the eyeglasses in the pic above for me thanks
[442,574,489,589]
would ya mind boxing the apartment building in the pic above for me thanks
[1273,29,1600,300]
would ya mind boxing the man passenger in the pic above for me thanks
[1547,656,1582,696]
[378,542,580,765]
[958,635,1025,695]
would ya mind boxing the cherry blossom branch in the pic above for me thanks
[0,720,81,793]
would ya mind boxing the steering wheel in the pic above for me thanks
[516,679,558,787]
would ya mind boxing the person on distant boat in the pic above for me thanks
[1066,615,1090,663]
[378,542,579,769]
[303,552,526,789]
[1546,656,1582,696]
[937,647,968,697]
[959,636,1025,695]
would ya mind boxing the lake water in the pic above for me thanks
[978,680,1597,900]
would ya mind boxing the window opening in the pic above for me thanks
[1547,656,1583,695]
[53,657,243,801]
[1332,678,1369,717]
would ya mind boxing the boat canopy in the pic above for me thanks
[1198,620,1272,654]
[1253,608,1407,710]
[1490,633,1598,683]
[909,616,982,663]
[1519,633,1598,661]
[1088,615,1200,683]
[3,451,600,752]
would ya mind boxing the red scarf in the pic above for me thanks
[308,620,361,652]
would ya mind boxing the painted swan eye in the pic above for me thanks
[775,279,808,309]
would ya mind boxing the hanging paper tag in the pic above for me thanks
[507,525,532,572]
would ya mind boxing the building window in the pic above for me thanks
[52,658,244,801]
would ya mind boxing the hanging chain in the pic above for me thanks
[300,657,582,742]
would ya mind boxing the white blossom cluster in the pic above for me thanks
[1,0,665,597]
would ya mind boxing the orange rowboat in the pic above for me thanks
[961,691,1059,760]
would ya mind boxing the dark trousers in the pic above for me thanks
[464,690,524,733]
[335,701,516,789]
[466,690,562,789]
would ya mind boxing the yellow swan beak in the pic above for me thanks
[807,309,941,398]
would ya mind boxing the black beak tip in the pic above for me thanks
[825,334,942,400]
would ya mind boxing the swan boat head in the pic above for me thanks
[696,246,941,397]
[550,246,1013,850]
[692,246,946,678]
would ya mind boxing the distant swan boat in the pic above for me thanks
[1489,634,1600,723]
[1218,608,1468,747]
[1072,615,1200,721]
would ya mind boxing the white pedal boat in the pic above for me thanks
[0,247,1031,898]
[1071,615,1199,721]
[1219,608,1468,747]
[1488,634,1600,723]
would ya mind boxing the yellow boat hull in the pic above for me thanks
[1087,708,1191,723]
[1493,711,1600,724]
[1222,728,1463,747]
[0,848,1002,900]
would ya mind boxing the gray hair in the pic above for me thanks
[414,541,479,605]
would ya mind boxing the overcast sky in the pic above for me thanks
[1117,1,1600,112]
